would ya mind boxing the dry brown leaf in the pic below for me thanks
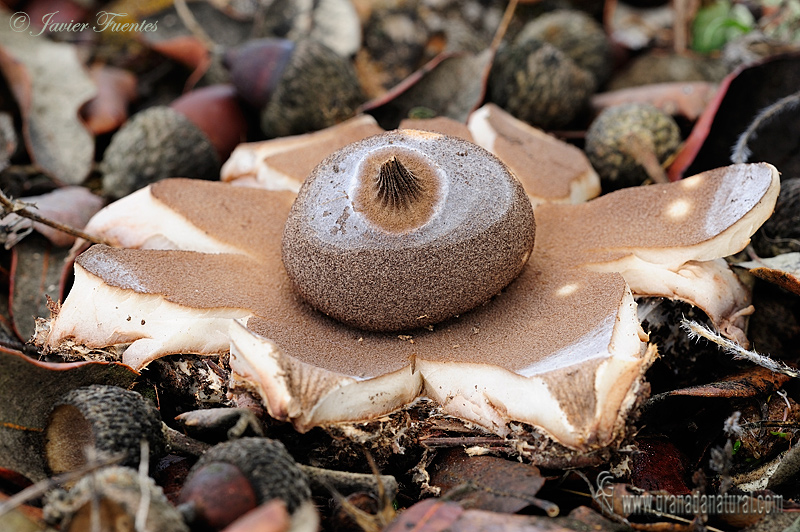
[739,253,800,296]
[0,351,137,482]
[81,65,137,136]
[0,11,96,185]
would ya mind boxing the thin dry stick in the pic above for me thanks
[473,0,520,114]
[681,319,800,378]
[0,189,111,246]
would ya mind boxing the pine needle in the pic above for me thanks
[681,319,800,378]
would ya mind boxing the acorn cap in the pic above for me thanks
[281,129,536,331]
[44,466,188,532]
[102,106,220,199]
[489,39,596,129]
[516,9,613,87]
[44,384,165,475]
[585,103,682,190]
[183,437,311,514]
[259,39,364,138]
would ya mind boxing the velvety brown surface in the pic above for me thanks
[484,104,587,199]
[533,163,775,265]
[282,130,536,331]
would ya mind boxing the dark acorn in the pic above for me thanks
[515,9,613,88]
[282,129,535,332]
[489,39,596,129]
[44,384,165,475]
[178,437,314,531]
[224,38,365,139]
[101,85,246,199]
[584,103,681,190]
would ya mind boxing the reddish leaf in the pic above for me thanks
[430,449,552,515]
[81,65,137,136]
[9,235,70,342]
[384,499,463,532]
[24,0,88,34]
[0,351,137,481]
[591,82,718,121]
[664,366,792,399]
[630,439,691,495]
[221,500,291,532]
[739,254,800,296]
[670,53,800,180]
[0,13,96,185]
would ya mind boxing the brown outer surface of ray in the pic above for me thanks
[77,178,627,381]
[476,104,588,200]
[258,119,383,184]
[533,163,776,266]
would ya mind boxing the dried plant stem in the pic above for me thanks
[731,89,800,164]
[473,0,519,114]
[681,319,800,378]
[0,189,111,247]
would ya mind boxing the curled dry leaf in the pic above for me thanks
[10,236,70,342]
[430,449,553,515]
[738,253,800,296]
[670,53,800,180]
[591,82,718,122]
[0,12,95,185]
[0,351,137,482]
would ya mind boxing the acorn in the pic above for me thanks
[224,38,364,139]
[178,437,315,531]
[584,103,681,190]
[488,39,596,129]
[753,177,800,257]
[101,84,246,199]
[282,129,535,332]
[44,466,188,532]
[515,9,613,88]
[44,384,165,475]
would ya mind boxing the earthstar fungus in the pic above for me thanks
[40,119,779,456]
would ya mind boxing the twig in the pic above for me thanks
[731,89,800,164]
[0,189,111,247]
[681,319,800,378]
[473,0,519,114]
